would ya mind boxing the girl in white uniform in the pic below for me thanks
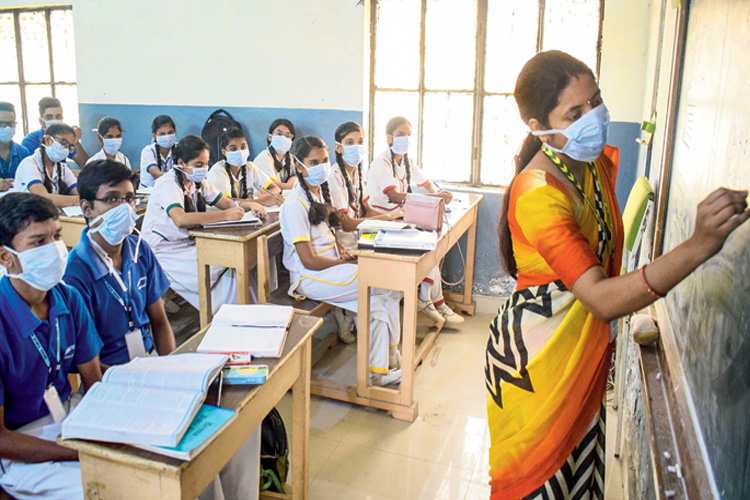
[367,116,464,327]
[141,135,247,314]
[85,116,131,168]
[139,115,176,188]
[14,122,79,208]
[280,136,402,386]
[253,118,297,190]
[207,127,285,213]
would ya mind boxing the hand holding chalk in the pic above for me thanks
[689,187,750,259]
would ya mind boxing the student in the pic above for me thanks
[367,116,464,326]
[64,160,175,369]
[207,127,284,214]
[0,102,30,192]
[86,116,132,168]
[141,135,247,313]
[139,115,176,188]
[280,136,402,385]
[21,97,89,167]
[253,119,297,190]
[14,123,80,208]
[0,192,103,499]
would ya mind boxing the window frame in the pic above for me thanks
[368,0,604,187]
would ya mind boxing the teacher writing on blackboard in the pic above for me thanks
[485,50,750,500]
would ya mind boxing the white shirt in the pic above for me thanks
[206,160,274,210]
[279,181,338,278]
[253,148,297,184]
[367,149,429,213]
[14,149,77,194]
[139,144,174,188]
[86,149,132,169]
[328,162,369,215]
[141,172,223,250]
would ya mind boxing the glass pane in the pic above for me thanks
[485,1,539,93]
[19,11,50,83]
[24,84,52,130]
[372,90,419,158]
[55,84,80,128]
[424,0,476,91]
[480,95,528,185]
[374,0,420,89]
[543,0,601,74]
[0,14,19,82]
[0,85,23,139]
[50,10,76,83]
[421,92,473,183]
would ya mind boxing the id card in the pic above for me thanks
[43,385,67,423]
[125,328,147,359]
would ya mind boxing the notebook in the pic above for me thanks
[61,353,227,447]
[373,229,438,251]
[61,206,84,217]
[357,220,411,233]
[197,304,294,358]
[202,212,261,228]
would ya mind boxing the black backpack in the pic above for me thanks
[260,408,289,493]
[201,109,244,167]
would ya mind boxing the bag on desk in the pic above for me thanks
[403,193,444,231]
[260,408,289,493]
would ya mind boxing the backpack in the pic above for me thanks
[260,408,289,493]
[200,109,244,167]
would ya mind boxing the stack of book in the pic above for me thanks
[202,212,261,229]
[357,220,438,251]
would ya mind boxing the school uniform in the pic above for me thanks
[139,143,173,188]
[86,148,132,169]
[141,172,238,314]
[0,276,102,499]
[21,130,76,161]
[328,162,369,251]
[206,160,274,208]
[279,181,400,374]
[64,230,171,365]
[253,148,296,184]
[14,149,77,194]
[0,141,30,180]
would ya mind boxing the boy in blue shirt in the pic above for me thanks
[0,192,103,499]
[0,102,30,191]
[65,159,175,369]
[21,97,89,167]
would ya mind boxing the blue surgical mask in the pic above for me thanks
[101,137,123,156]
[178,165,207,183]
[336,143,366,166]
[155,134,176,149]
[390,135,410,155]
[46,139,70,163]
[270,134,292,155]
[225,149,250,167]
[90,203,137,245]
[0,126,14,143]
[43,119,63,129]
[531,103,610,162]
[4,240,68,291]
[299,159,331,187]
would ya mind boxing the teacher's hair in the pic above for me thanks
[498,50,594,278]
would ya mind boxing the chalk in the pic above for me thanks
[657,372,662,380]
[664,451,672,460]
[665,490,676,498]
[668,465,676,473]
[676,463,683,479]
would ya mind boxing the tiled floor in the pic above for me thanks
[275,311,626,500]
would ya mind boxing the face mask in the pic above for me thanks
[46,139,70,163]
[337,143,366,166]
[270,134,292,155]
[101,137,123,156]
[531,103,610,162]
[0,126,14,143]
[390,135,411,155]
[43,119,63,129]
[155,134,176,149]
[178,165,207,183]
[4,240,68,291]
[90,203,137,246]
[299,160,331,187]
[225,149,250,167]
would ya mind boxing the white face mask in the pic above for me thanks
[336,143,366,166]
[46,139,70,163]
[4,240,68,291]
[270,134,292,155]
[90,203,137,246]
[390,135,411,155]
[177,165,208,183]
[43,119,63,129]
[155,134,176,149]
[299,159,332,187]
[225,149,250,167]
[101,137,123,156]
[0,126,15,143]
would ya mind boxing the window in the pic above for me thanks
[0,6,78,140]
[369,0,603,186]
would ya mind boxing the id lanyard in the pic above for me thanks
[29,318,61,386]
[103,271,135,329]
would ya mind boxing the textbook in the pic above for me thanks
[373,229,438,251]
[357,220,412,233]
[223,365,268,385]
[61,206,84,217]
[202,212,261,228]
[196,304,294,358]
[61,353,228,447]
[133,405,235,460]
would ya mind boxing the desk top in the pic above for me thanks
[188,213,280,242]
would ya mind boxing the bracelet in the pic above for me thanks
[640,265,666,299]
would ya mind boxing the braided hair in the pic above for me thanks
[267,119,296,183]
[334,121,365,217]
[173,135,209,213]
[151,115,176,173]
[293,136,340,227]
[41,123,74,195]
[219,127,249,199]
[386,116,413,193]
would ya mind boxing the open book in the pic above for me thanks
[61,353,228,447]
[357,220,412,233]
[197,304,294,358]
[202,212,261,228]
[373,229,438,251]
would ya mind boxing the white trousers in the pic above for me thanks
[419,266,445,305]
[291,263,401,374]
[198,426,261,500]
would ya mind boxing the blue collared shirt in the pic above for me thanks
[21,129,76,160]
[0,277,102,430]
[64,230,171,366]
[0,141,30,179]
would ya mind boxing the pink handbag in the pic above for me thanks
[403,194,445,231]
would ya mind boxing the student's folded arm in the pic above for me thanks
[384,187,407,204]
[27,183,79,207]
[77,357,103,393]
[146,299,176,355]
[338,212,362,232]
[294,240,344,270]
[147,165,165,179]
[0,407,78,463]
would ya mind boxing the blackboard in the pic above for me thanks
[661,0,750,497]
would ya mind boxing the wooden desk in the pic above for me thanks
[312,193,482,421]
[189,213,280,327]
[59,199,148,249]
[61,314,321,500]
